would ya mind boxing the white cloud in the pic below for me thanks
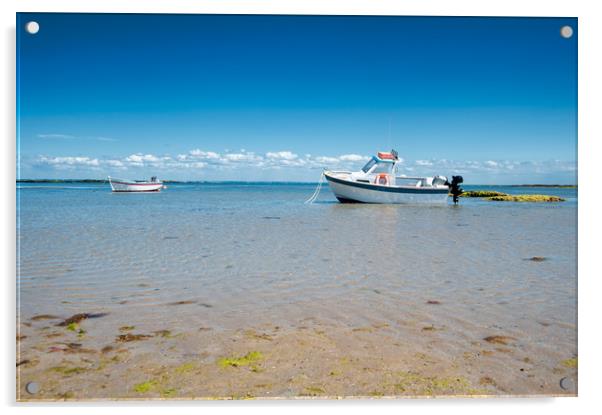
[188,162,207,169]
[33,150,576,183]
[125,153,161,163]
[37,156,100,169]
[105,159,125,167]
[35,149,371,173]
[314,156,340,164]
[188,149,220,159]
[224,152,260,162]
[266,151,298,160]
[37,134,75,139]
[339,154,366,162]
[415,160,433,166]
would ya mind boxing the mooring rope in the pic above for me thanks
[304,172,325,204]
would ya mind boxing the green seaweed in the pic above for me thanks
[461,190,508,198]
[483,335,516,345]
[119,326,135,332]
[243,329,273,341]
[232,392,255,400]
[56,312,108,326]
[479,376,496,386]
[133,380,158,393]
[65,322,79,332]
[116,333,152,342]
[250,365,263,373]
[561,357,578,368]
[31,314,60,321]
[160,388,177,398]
[303,386,325,396]
[49,366,88,376]
[487,194,565,202]
[174,362,196,374]
[218,351,263,368]
[352,327,374,333]
[57,391,75,400]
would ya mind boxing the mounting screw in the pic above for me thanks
[560,26,573,39]
[25,21,40,35]
[25,381,39,394]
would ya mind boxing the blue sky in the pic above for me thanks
[17,14,577,183]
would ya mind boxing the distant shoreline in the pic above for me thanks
[16,179,577,188]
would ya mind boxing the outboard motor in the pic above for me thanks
[445,176,464,204]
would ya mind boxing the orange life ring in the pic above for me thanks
[374,173,390,186]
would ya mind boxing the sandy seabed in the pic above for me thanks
[16,312,577,401]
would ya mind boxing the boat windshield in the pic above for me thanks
[372,163,394,174]
[361,158,377,173]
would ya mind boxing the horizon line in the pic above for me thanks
[16,179,578,187]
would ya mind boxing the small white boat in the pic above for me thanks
[108,176,164,192]
[324,150,462,204]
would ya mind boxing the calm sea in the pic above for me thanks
[17,182,577,372]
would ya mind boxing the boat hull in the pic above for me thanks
[109,179,163,192]
[324,172,449,204]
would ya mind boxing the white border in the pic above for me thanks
[3,1,601,414]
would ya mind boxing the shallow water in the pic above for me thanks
[16,183,577,398]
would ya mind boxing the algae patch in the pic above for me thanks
[48,366,89,376]
[303,386,325,396]
[154,329,174,338]
[243,329,273,341]
[218,351,263,368]
[461,190,508,198]
[65,322,79,332]
[119,326,135,332]
[174,362,196,374]
[479,376,497,386]
[31,314,60,321]
[133,380,158,393]
[161,388,177,397]
[56,312,108,326]
[487,194,565,202]
[116,333,152,342]
[459,190,565,202]
[561,357,578,368]
[483,335,517,345]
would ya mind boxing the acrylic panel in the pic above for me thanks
[16,13,577,400]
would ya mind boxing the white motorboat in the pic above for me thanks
[108,176,164,192]
[323,150,463,204]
